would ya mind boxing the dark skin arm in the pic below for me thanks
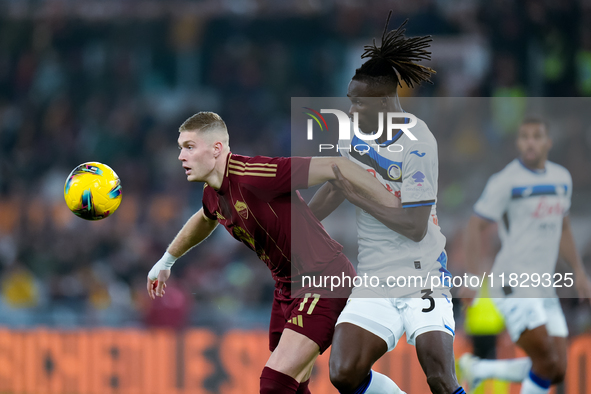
[308,182,346,222]
[458,214,494,303]
[331,165,429,242]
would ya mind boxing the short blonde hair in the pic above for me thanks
[179,111,229,145]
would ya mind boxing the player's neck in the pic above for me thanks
[391,95,403,113]
[519,157,546,172]
[375,99,404,144]
[206,151,231,190]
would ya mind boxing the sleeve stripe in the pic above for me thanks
[228,164,277,172]
[228,170,276,177]
[473,210,496,222]
[402,202,435,208]
[402,200,435,208]
[229,159,278,168]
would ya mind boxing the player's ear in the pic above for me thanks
[213,141,224,158]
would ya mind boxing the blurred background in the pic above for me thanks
[1,0,591,392]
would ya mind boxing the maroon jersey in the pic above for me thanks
[202,153,353,299]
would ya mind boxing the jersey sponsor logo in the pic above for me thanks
[257,249,271,264]
[232,226,255,248]
[231,226,271,263]
[387,163,402,180]
[412,171,425,186]
[532,197,564,218]
[216,211,226,221]
[234,200,249,219]
[410,150,426,157]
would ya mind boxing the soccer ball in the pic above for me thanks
[64,162,122,220]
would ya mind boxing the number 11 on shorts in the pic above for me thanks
[298,293,321,314]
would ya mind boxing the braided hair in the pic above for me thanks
[353,12,436,89]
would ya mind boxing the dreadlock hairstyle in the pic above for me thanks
[353,11,436,89]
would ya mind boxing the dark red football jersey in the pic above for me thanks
[201,153,354,299]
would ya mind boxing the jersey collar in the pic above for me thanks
[517,158,546,174]
[375,111,409,147]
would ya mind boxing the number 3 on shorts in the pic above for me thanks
[421,289,435,313]
[298,293,321,315]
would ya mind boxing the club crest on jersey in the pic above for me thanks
[412,171,425,186]
[234,200,249,219]
[387,164,402,180]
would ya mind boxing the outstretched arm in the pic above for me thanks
[559,215,591,301]
[308,157,398,208]
[147,208,218,299]
[331,165,436,242]
[167,208,218,258]
[348,200,428,242]
[457,214,495,302]
[308,181,346,222]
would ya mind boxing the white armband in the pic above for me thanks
[148,252,177,280]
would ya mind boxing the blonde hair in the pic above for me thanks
[179,112,229,146]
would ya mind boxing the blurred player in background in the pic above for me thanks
[310,15,464,394]
[146,111,399,394]
[460,118,591,393]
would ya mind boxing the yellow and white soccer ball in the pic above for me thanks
[64,162,122,220]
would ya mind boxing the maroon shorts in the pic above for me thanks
[269,294,348,354]
[269,252,354,354]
